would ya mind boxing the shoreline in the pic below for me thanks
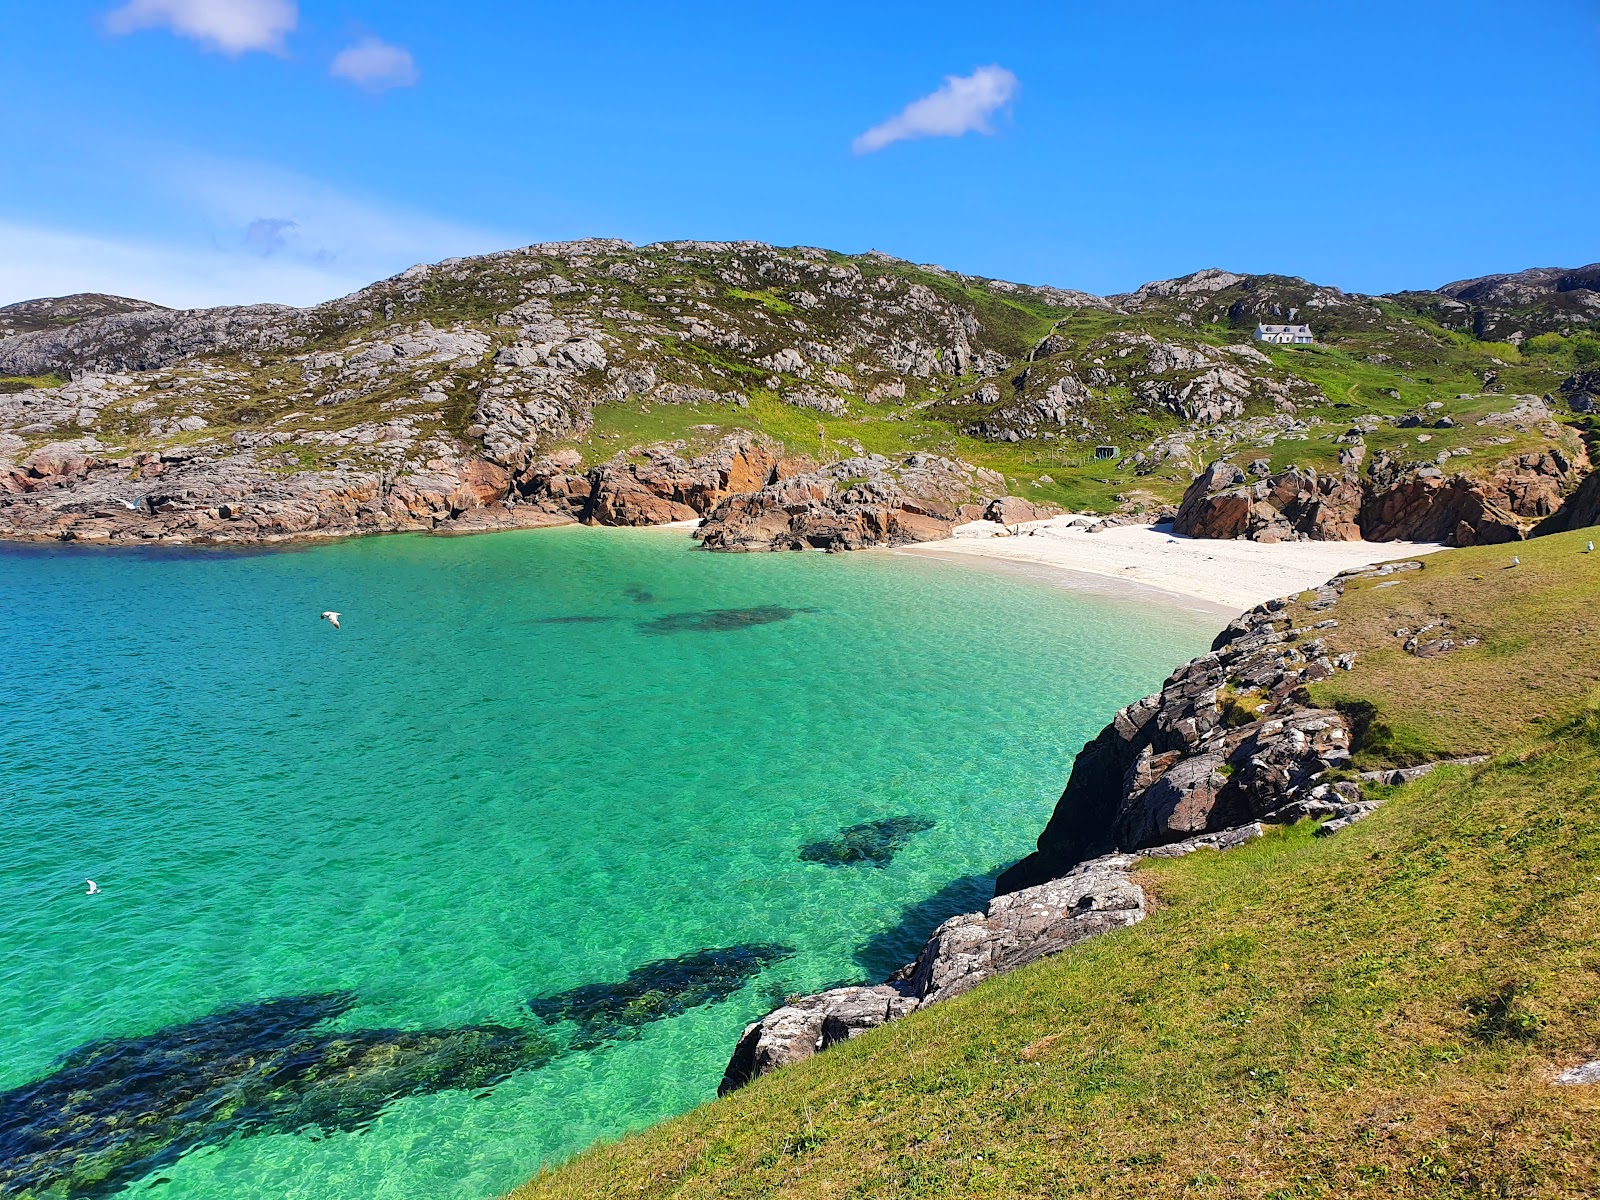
[1,511,1451,620]
[898,516,1448,615]
[894,544,1241,621]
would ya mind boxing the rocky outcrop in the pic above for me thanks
[1175,438,1585,548]
[1534,466,1600,535]
[1361,446,1581,544]
[0,303,297,377]
[721,822,1264,1093]
[522,435,813,527]
[996,575,1374,893]
[0,436,569,544]
[1173,460,1362,542]
[695,453,1005,551]
[1561,369,1600,412]
[983,495,1063,525]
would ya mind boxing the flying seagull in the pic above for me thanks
[85,879,100,895]
[320,611,341,630]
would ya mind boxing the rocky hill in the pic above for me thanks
[2,243,1598,547]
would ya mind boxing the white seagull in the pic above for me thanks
[85,879,100,895]
[320,611,341,630]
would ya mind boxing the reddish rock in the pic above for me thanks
[1174,462,1361,542]
[984,495,1062,525]
[1177,447,1586,548]
[22,442,96,481]
[697,452,1001,552]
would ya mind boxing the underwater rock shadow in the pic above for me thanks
[799,815,937,868]
[623,585,656,604]
[528,944,794,1050]
[851,870,1000,981]
[525,614,618,625]
[637,606,815,635]
[0,991,554,1200]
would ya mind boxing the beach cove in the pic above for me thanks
[1,523,1230,1200]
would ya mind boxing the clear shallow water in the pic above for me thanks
[0,527,1213,1199]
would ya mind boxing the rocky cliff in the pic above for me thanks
[718,559,1478,1090]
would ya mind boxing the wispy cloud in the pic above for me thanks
[243,217,298,255]
[329,37,420,92]
[104,0,298,56]
[853,65,1018,155]
[0,220,358,310]
[0,157,513,309]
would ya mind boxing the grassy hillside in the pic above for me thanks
[516,532,1600,1199]
[3,246,1592,524]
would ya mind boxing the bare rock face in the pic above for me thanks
[0,304,297,377]
[720,819,1272,1092]
[1175,444,1584,548]
[720,852,1147,1093]
[695,453,1005,552]
[514,434,814,527]
[984,495,1062,525]
[1359,447,1581,545]
[903,855,1145,1006]
[1173,462,1363,542]
[577,436,805,526]
[997,579,1363,894]
[720,986,919,1094]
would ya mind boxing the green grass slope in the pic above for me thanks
[516,534,1600,1199]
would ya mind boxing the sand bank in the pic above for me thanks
[899,517,1447,615]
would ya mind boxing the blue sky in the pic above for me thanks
[2,0,1596,308]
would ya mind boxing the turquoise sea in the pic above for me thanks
[0,526,1214,1199]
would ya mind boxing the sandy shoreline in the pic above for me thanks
[897,517,1447,615]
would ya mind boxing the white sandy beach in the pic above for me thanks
[900,517,1447,616]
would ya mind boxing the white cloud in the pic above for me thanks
[104,0,298,56]
[329,38,420,92]
[852,65,1018,155]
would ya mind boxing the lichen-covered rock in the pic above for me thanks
[721,824,1263,1092]
[720,986,919,1094]
[997,579,1362,893]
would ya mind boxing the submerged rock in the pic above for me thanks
[637,605,808,634]
[0,992,551,1199]
[798,816,936,867]
[528,944,793,1049]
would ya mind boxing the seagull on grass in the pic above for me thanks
[320,611,341,630]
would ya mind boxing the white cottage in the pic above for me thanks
[1254,323,1314,345]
